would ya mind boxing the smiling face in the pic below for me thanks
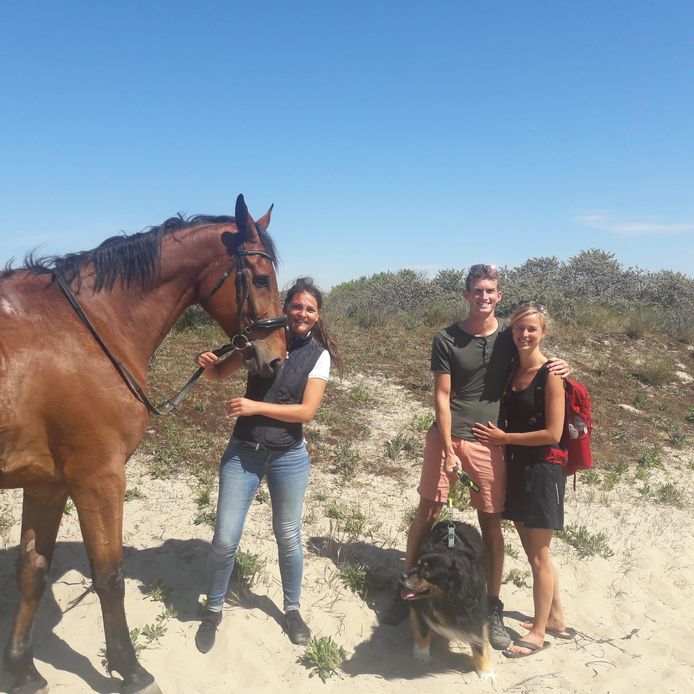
[463,278,502,319]
[285,290,320,338]
[511,311,546,352]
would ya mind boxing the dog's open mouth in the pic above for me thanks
[400,586,433,601]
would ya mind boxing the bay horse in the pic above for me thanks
[0,194,287,694]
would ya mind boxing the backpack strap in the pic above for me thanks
[531,362,551,429]
[534,362,569,467]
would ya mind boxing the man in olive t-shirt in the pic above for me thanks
[430,317,515,439]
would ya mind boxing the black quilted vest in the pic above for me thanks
[232,334,324,450]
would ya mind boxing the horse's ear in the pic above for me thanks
[235,193,259,242]
[257,204,274,232]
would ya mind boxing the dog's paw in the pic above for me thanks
[412,644,432,662]
[477,669,497,683]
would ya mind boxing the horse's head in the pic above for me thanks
[200,194,286,378]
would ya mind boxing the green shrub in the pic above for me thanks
[173,304,214,331]
[410,412,435,432]
[637,447,663,469]
[141,622,167,643]
[330,442,361,481]
[633,359,676,386]
[235,549,266,586]
[581,470,600,486]
[300,636,347,682]
[255,485,270,504]
[343,510,367,537]
[140,580,171,605]
[0,513,12,535]
[635,466,651,481]
[326,501,348,520]
[325,253,694,340]
[556,525,614,559]
[624,307,658,339]
[603,471,620,491]
[632,393,648,410]
[195,488,211,509]
[339,562,368,598]
[124,487,145,502]
[655,483,683,507]
[384,433,418,460]
[667,424,686,448]
[504,568,530,588]
[348,385,378,407]
[193,511,216,527]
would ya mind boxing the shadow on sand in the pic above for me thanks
[306,534,483,680]
[0,537,210,693]
[0,533,502,690]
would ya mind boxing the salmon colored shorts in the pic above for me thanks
[417,424,506,513]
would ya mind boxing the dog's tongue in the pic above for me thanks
[400,588,417,600]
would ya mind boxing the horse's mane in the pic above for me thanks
[2,214,278,292]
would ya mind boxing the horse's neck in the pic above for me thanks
[80,229,219,370]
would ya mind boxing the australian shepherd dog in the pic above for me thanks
[400,520,495,681]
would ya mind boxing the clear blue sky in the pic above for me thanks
[1,1,692,290]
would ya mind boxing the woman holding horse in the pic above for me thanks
[472,302,570,659]
[195,277,343,652]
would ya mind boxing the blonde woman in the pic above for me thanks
[473,302,571,658]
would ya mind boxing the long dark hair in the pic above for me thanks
[284,277,345,376]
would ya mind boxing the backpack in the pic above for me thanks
[534,364,593,477]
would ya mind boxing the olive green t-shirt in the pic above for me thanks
[430,319,515,440]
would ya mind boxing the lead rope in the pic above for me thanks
[53,272,242,415]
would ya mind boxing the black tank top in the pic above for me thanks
[503,363,549,463]
[505,365,547,434]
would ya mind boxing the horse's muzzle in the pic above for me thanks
[243,341,283,378]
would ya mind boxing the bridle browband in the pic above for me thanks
[53,243,287,416]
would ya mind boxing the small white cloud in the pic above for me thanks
[576,212,694,237]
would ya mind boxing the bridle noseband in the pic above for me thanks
[54,242,286,416]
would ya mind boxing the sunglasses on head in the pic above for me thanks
[468,263,498,274]
[517,300,547,313]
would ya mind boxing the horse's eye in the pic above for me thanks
[253,276,270,289]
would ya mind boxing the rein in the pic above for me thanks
[53,245,286,416]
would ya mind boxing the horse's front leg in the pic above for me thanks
[70,466,162,694]
[3,485,68,694]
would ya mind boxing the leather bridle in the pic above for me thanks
[199,246,287,351]
[54,242,287,416]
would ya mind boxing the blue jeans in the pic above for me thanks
[206,438,310,611]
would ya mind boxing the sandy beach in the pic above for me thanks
[1,372,692,693]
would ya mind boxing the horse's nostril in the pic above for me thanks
[270,358,282,372]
